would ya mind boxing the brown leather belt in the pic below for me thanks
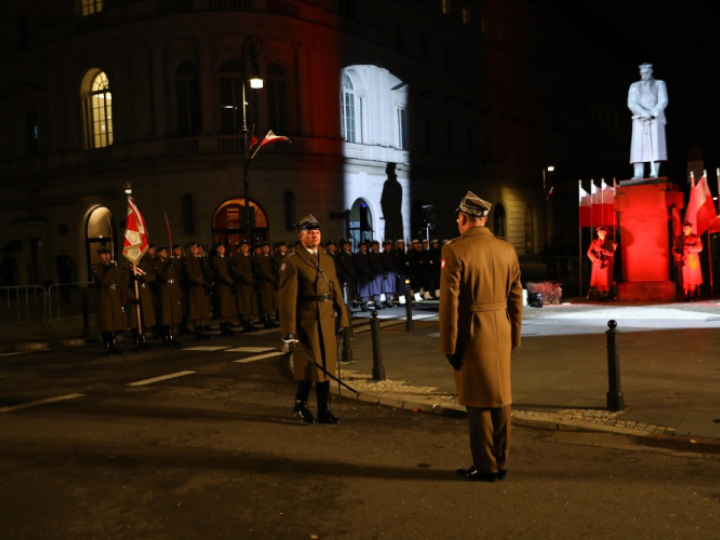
[300,294,334,302]
[469,301,507,311]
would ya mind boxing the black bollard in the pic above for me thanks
[606,320,624,411]
[404,279,413,332]
[343,282,354,338]
[370,310,386,381]
[82,292,90,339]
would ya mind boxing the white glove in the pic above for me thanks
[281,334,298,353]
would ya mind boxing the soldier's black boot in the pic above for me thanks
[109,332,124,355]
[200,325,213,340]
[242,319,255,333]
[293,381,315,424]
[263,315,279,329]
[164,325,181,346]
[102,332,113,355]
[220,322,236,337]
[194,326,203,341]
[316,381,339,425]
[132,328,152,350]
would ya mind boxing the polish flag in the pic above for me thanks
[600,179,615,227]
[579,181,591,228]
[685,172,717,236]
[122,197,149,265]
[250,130,291,160]
[590,180,603,228]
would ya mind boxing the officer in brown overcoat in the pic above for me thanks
[210,242,237,336]
[439,192,523,482]
[185,242,213,340]
[232,240,259,333]
[122,251,156,350]
[278,215,350,424]
[154,245,182,346]
[91,247,129,355]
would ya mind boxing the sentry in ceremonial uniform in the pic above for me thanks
[278,215,350,424]
[92,247,130,355]
[439,192,523,482]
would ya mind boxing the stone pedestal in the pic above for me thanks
[614,178,683,301]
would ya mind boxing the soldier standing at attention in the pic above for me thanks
[154,245,182,346]
[185,242,213,340]
[233,240,259,333]
[123,250,156,350]
[337,239,358,310]
[278,215,350,424]
[255,241,279,328]
[172,243,191,336]
[210,242,237,336]
[92,247,128,355]
[439,192,523,482]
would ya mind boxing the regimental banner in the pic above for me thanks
[122,197,149,265]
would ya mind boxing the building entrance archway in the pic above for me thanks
[348,198,373,247]
[86,206,116,275]
[212,198,269,248]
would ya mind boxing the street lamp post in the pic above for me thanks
[543,165,555,250]
[240,36,264,247]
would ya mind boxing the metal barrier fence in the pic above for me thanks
[46,282,96,320]
[0,285,47,324]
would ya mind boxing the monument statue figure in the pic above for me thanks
[628,63,668,180]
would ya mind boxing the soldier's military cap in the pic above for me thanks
[97,247,111,255]
[172,243,182,249]
[156,245,168,252]
[410,239,419,245]
[274,241,287,248]
[456,191,492,217]
[639,62,653,69]
[383,239,392,245]
[294,214,322,231]
[431,239,439,244]
[340,238,351,246]
[325,239,337,247]
[596,226,608,232]
[422,239,429,244]
[260,241,269,247]
[395,239,405,244]
[235,239,249,247]
[682,221,692,227]
[358,240,369,247]
[148,243,156,249]
[371,240,380,246]
[187,241,199,247]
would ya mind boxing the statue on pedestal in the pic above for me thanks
[673,222,703,301]
[628,63,668,180]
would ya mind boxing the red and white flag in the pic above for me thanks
[579,181,591,228]
[250,130,291,160]
[685,172,717,236]
[600,178,615,227]
[122,197,149,265]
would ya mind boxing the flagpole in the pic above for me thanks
[579,179,583,298]
[132,262,143,337]
[708,229,713,297]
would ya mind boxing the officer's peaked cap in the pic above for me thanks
[457,191,492,217]
[97,247,111,254]
[156,245,168,252]
[235,239,249,247]
[295,214,322,231]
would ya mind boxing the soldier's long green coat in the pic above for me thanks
[278,249,350,382]
[232,253,257,316]
[154,256,183,325]
[185,255,211,321]
[211,254,236,320]
[92,262,129,332]
[439,226,523,408]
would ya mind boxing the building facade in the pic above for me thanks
[0,0,629,285]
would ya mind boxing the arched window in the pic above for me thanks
[493,203,507,239]
[219,60,244,135]
[84,71,113,148]
[176,62,200,136]
[212,198,269,247]
[267,63,289,134]
[341,73,358,143]
[85,206,116,275]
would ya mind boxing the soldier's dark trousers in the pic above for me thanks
[466,405,510,474]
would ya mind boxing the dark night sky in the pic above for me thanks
[547,1,719,184]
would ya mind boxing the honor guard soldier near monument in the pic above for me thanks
[123,249,156,349]
[92,247,128,355]
[586,226,617,301]
[439,192,523,482]
[185,241,213,340]
[256,241,279,329]
[673,222,703,301]
[628,63,668,180]
[210,242,237,336]
[278,215,350,424]
[233,240,259,333]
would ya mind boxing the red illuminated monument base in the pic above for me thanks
[614,178,683,301]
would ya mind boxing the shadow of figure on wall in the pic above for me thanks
[380,163,404,241]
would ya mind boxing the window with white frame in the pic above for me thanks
[85,71,113,148]
[397,108,407,150]
[341,73,358,143]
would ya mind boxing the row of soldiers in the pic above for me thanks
[91,240,283,354]
[91,236,443,354]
